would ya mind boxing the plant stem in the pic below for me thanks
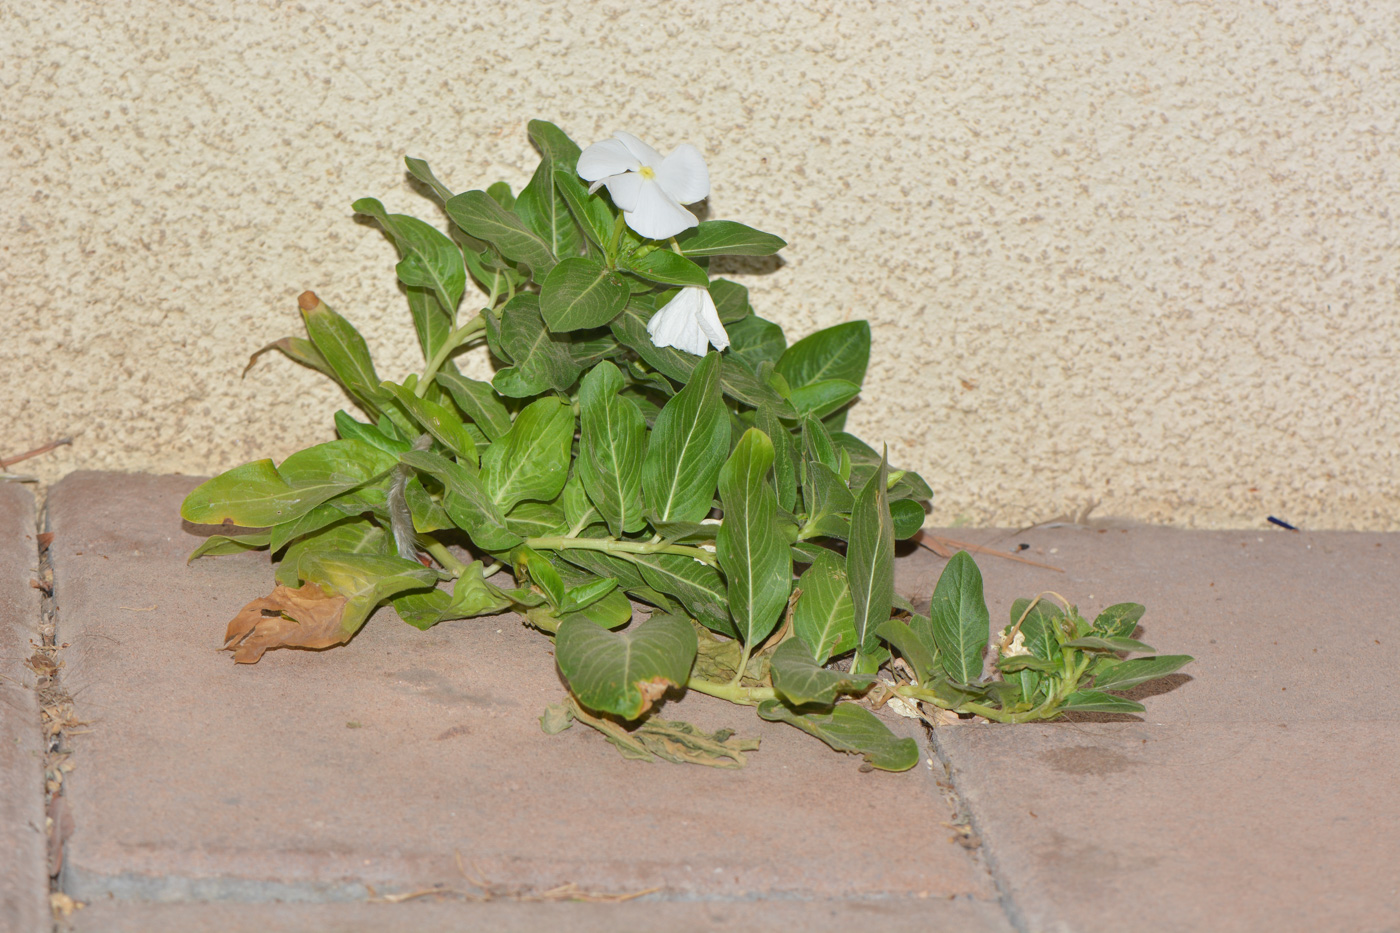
[421,535,468,577]
[417,314,487,396]
[525,535,718,567]
[686,677,775,705]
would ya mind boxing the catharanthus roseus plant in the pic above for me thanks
[182,121,1192,770]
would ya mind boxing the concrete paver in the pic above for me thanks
[67,895,1013,933]
[901,526,1400,932]
[939,721,1400,933]
[45,473,1005,927]
[0,483,48,933]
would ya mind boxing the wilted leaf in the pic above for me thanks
[223,583,351,663]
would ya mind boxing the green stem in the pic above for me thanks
[686,676,775,706]
[606,213,626,266]
[421,535,468,577]
[525,535,718,567]
[728,644,754,688]
[417,314,486,396]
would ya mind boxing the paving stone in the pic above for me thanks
[0,483,48,933]
[65,894,1014,933]
[903,527,1400,932]
[45,473,1002,922]
[938,722,1400,933]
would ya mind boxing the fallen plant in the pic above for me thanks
[182,121,1191,770]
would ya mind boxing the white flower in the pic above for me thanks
[577,131,709,240]
[646,287,730,357]
[997,628,1031,658]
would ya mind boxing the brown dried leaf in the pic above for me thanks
[223,583,349,663]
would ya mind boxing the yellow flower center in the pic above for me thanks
[639,165,656,180]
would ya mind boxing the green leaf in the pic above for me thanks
[300,297,385,416]
[929,551,990,685]
[801,461,854,540]
[675,220,786,257]
[1092,655,1194,691]
[486,181,514,209]
[770,637,875,707]
[552,168,615,250]
[1063,636,1157,653]
[276,518,388,587]
[611,301,791,413]
[1094,602,1146,638]
[1011,598,1064,661]
[392,561,511,630]
[775,321,871,390]
[527,120,583,171]
[890,498,927,539]
[716,428,792,648]
[403,156,455,204]
[801,416,839,471]
[1059,690,1147,714]
[180,440,396,527]
[352,198,465,323]
[709,278,752,324]
[835,433,935,501]
[846,450,895,660]
[540,257,628,332]
[267,484,387,553]
[555,612,698,720]
[399,449,521,552]
[186,531,272,562]
[756,700,918,772]
[560,577,619,614]
[514,158,583,262]
[334,411,410,456]
[481,396,574,512]
[244,335,336,382]
[619,249,710,288]
[788,379,860,420]
[491,294,583,398]
[631,552,734,638]
[756,403,798,513]
[792,549,857,664]
[298,551,438,638]
[379,381,479,464]
[642,352,729,524]
[432,371,513,442]
[513,545,566,608]
[557,585,633,631]
[874,617,938,687]
[445,189,557,278]
[503,500,569,538]
[577,361,647,536]
[725,314,787,371]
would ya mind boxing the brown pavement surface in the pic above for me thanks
[45,472,1007,930]
[66,896,1014,933]
[0,483,48,933]
[905,526,1400,933]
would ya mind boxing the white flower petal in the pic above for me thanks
[612,130,665,168]
[603,171,645,213]
[625,181,699,240]
[647,287,726,356]
[690,287,730,350]
[577,137,640,182]
[656,143,710,204]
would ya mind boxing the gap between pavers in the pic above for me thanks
[901,526,1400,933]
[44,472,1010,930]
[0,482,49,933]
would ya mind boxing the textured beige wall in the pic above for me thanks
[3,1,1396,529]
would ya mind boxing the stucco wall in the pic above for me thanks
[3,1,1396,529]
